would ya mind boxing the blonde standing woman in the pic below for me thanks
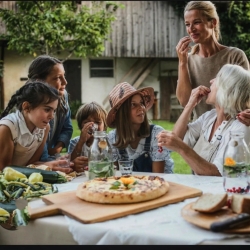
[176,1,250,123]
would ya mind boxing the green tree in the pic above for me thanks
[218,1,250,59]
[168,1,250,59]
[0,1,123,61]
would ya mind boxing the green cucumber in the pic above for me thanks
[0,200,16,213]
[6,166,67,184]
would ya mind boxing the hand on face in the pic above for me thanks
[187,85,211,108]
[176,36,192,62]
[79,122,96,143]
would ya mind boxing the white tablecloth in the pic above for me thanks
[62,173,250,245]
[1,173,250,245]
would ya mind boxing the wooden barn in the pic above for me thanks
[0,1,186,121]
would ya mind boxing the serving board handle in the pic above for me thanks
[28,204,60,219]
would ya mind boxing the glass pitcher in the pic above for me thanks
[88,131,114,180]
[223,131,250,194]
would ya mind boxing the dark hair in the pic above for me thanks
[76,102,108,130]
[113,95,150,149]
[0,81,59,119]
[26,55,67,114]
[27,55,62,81]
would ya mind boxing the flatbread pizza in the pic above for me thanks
[76,175,169,204]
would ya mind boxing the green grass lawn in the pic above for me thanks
[69,119,191,174]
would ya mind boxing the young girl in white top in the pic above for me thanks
[0,81,73,173]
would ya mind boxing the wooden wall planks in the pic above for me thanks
[0,1,186,58]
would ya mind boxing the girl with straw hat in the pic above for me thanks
[107,82,174,173]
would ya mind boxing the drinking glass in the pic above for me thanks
[223,131,250,194]
[88,131,114,180]
[118,159,134,176]
[55,153,71,168]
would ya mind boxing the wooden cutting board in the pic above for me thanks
[28,181,202,224]
[181,202,250,233]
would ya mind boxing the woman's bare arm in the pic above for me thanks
[173,86,211,139]
[157,131,221,176]
[0,125,14,171]
[176,36,193,107]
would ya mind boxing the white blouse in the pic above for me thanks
[183,109,250,175]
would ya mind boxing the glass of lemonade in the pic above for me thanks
[88,131,114,180]
[223,131,250,194]
[223,163,249,194]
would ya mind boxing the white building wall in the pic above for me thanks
[80,58,116,107]
[79,58,179,120]
[3,50,33,108]
[80,57,164,120]
[3,49,179,120]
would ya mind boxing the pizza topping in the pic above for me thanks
[148,176,156,181]
[120,177,134,185]
[109,177,137,190]
[110,181,121,190]
[120,177,138,189]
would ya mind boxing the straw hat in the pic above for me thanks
[107,82,155,128]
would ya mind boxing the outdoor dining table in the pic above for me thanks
[0,172,250,245]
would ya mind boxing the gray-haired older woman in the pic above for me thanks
[157,64,250,176]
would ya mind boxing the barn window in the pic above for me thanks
[89,59,114,78]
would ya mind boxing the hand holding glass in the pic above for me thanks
[55,153,71,168]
